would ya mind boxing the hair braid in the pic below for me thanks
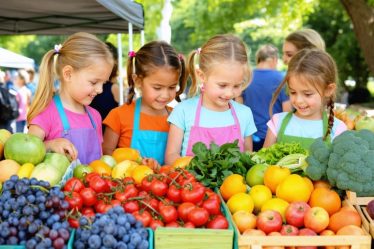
[323,98,335,141]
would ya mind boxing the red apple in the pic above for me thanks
[256,210,283,234]
[297,228,317,249]
[285,201,310,228]
[280,224,299,236]
[304,207,329,233]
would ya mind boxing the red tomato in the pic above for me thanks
[68,218,79,228]
[178,172,196,185]
[159,165,173,174]
[141,176,154,192]
[181,183,205,204]
[206,215,229,229]
[159,205,178,223]
[149,219,164,230]
[151,180,168,197]
[115,185,138,202]
[106,179,118,190]
[188,207,209,227]
[88,175,110,193]
[133,210,152,227]
[123,177,135,185]
[95,200,107,213]
[177,202,196,222]
[167,184,182,203]
[79,188,97,207]
[202,198,221,215]
[65,192,83,210]
[165,221,180,228]
[81,207,95,218]
[183,221,195,228]
[111,199,121,207]
[123,200,140,213]
[206,192,221,203]
[85,172,100,183]
[64,178,84,193]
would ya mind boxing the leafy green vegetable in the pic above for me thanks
[187,140,254,188]
[252,142,307,165]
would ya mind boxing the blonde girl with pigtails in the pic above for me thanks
[263,49,347,149]
[27,32,114,164]
[165,34,258,165]
[103,41,187,165]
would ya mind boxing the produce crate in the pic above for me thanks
[154,203,234,249]
[57,159,80,187]
[147,228,154,249]
[346,191,374,238]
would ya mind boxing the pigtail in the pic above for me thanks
[187,50,199,97]
[126,56,136,105]
[269,77,288,117]
[27,50,57,124]
[323,98,335,141]
[175,55,188,102]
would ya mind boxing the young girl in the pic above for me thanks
[15,69,32,132]
[165,34,257,165]
[103,41,187,165]
[27,32,114,164]
[263,49,347,149]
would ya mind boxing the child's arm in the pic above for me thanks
[164,124,184,165]
[244,136,253,152]
[102,127,119,155]
[28,124,78,160]
[263,128,277,148]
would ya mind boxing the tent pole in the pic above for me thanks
[128,23,133,51]
[141,30,145,46]
[117,33,124,105]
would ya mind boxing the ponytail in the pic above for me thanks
[323,98,335,141]
[187,50,199,97]
[269,77,288,117]
[175,55,188,102]
[126,56,136,105]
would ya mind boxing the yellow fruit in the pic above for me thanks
[263,165,291,194]
[131,165,154,185]
[303,176,314,193]
[112,148,142,163]
[89,160,112,175]
[17,163,35,178]
[227,192,254,214]
[111,160,138,179]
[276,174,312,203]
[249,185,272,212]
[172,156,193,168]
[0,159,20,182]
[220,174,247,201]
[261,198,289,221]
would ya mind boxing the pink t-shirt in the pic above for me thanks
[16,86,31,121]
[30,101,103,143]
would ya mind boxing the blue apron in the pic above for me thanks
[53,95,102,164]
[130,98,168,165]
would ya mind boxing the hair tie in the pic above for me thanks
[178,53,184,61]
[128,51,136,58]
[54,44,62,54]
[196,48,201,54]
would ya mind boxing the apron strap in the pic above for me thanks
[277,112,293,142]
[133,98,142,131]
[229,102,240,127]
[53,95,70,132]
[85,107,97,129]
[194,95,203,126]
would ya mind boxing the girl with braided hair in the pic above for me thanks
[263,49,347,149]
[103,41,188,165]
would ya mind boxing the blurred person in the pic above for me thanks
[14,69,32,133]
[26,68,37,98]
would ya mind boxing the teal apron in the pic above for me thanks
[277,112,330,150]
[130,98,168,165]
[54,95,102,164]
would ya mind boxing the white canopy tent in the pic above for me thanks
[0,0,145,104]
[0,47,35,69]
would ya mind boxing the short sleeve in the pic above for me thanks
[242,108,257,137]
[30,107,53,136]
[103,107,121,134]
[332,118,348,139]
[267,113,282,137]
[168,104,186,131]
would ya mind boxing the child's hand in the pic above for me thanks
[44,138,78,161]
[141,158,160,172]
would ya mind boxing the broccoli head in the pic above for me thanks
[304,138,331,180]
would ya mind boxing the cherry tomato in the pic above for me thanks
[177,202,196,222]
[151,180,168,197]
[165,221,180,228]
[206,192,221,203]
[123,177,135,185]
[206,215,229,229]
[183,221,195,228]
[111,199,121,207]
[85,172,100,183]
[188,207,209,227]
[123,200,140,213]
[88,175,109,193]
[68,218,79,228]
[79,188,97,207]
[64,178,84,193]
[159,205,178,223]
[149,219,164,230]
[133,210,152,227]
[65,192,83,210]
[159,165,173,174]
[202,198,221,215]
[167,184,182,203]
[178,172,196,185]
[141,176,154,192]
[81,207,95,218]
[106,179,118,190]
[95,200,107,213]
[181,183,205,204]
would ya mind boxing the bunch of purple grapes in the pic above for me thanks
[0,175,71,249]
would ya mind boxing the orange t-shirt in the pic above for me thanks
[103,101,171,148]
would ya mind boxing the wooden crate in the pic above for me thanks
[346,191,374,238]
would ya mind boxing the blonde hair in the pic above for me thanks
[126,40,188,104]
[27,32,113,123]
[187,34,251,97]
[256,44,278,64]
[285,29,325,51]
[270,49,338,140]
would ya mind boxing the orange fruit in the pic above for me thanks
[0,159,20,182]
[308,188,341,216]
[276,174,312,203]
[336,225,365,235]
[89,160,112,175]
[112,148,142,163]
[172,156,193,168]
[328,209,361,233]
[313,180,331,189]
[264,165,291,194]
[227,192,254,213]
[232,210,257,233]
[220,174,247,201]
[131,165,154,185]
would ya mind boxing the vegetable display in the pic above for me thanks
[252,142,307,165]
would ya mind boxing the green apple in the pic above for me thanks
[246,164,269,187]
[73,164,93,180]
[100,155,117,168]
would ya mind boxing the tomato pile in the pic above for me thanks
[63,166,229,230]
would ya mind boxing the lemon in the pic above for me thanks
[111,160,138,179]
[249,185,272,212]
[131,165,154,184]
[17,163,34,178]
[227,192,254,214]
[261,198,289,221]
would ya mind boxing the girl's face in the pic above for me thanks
[288,75,325,120]
[15,76,25,87]
[136,66,179,114]
[199,62,246,111]
[63,58,112,108]
[282,41,298,65]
